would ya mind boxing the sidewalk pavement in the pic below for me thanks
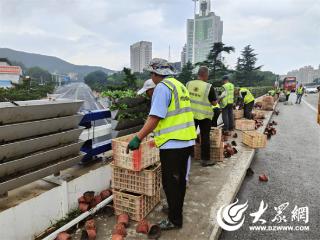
[72,102,277,240]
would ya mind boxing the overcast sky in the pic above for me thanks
[0,0,319,74]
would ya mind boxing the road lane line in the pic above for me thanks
[302,99,317,113]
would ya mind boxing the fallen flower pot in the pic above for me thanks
[136,220,149,234]
[113,223,127,237]
[55,232,71,240]
[259,174,268,182]
[83,191,95,204]
[100,189,112,200]
[117,213,129,227]
[111,234,124,240]
[79,202,90,213]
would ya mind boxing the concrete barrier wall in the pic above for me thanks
[0,164,112,240]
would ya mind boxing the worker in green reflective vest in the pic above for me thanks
[235,88,255,119]
[186,66,218,167]
[295,84,305,104]
[268,89,276,96]
[212,103,221,127]
[127,58,196,231]
[219,75,235,135]
[284,89,291,101]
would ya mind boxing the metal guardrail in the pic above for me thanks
[0,100,85,196]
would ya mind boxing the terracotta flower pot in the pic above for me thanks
[136,220,149,234]
[113,223,127,237]
[56,232,71,240]
[111,234,124,240]
[259,174,268,182]
[85,219,96,230]
[100,189,112,200]
[86,229,97,240]
[117,213,129,227]
[78,196,86,204]
[83,191,95,204]
[79,202,89,213]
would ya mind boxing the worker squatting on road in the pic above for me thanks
[186,66,218,167]
[219,76,235,136]
[295,84,305,104]
[235,87,255,119]
[128,58,197,231]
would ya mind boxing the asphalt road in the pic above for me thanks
[55,82,108,126]
[219,94,320,240]
[55,82,102,111]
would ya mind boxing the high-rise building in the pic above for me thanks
[181,44,187,68]
[186,0,223,64]
[286,65,320,84]
[130,41,152,73]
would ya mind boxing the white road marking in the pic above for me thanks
[302,99,317,113]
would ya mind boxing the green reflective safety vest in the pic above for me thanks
[153,77,197,147]
[186,80,213,120]
[240,88,255,104]
[284,89,291,96]
[297,87,303,94]
[221,82,234,108]
[212,103,220,109]
[268,90,275,96]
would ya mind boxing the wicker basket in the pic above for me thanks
[210,142,224,162]
[234,109,244,119]
[113,189,160,221]
[210,127,222,147]
[262,102,274,111]
[253,110,266,119]
[112,134,159,171]
[112,163,161,196]
[263,96,275,104]
[242,131,267,148]
[235,119,255,131]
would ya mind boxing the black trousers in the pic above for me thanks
[244,101,254,119]
[286,94,290,101]
[160,146,193,227]
[195,118,211,161]
[212,108,221,127]
[222,104,234,131]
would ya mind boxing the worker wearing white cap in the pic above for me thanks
[137,79,156,98]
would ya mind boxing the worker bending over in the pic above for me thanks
[236,88,255,119]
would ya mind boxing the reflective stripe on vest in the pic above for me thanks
[297,87,303,94]
[221,82,234,107]
[153,77,197,147]
[186,80,213,120]
[240,87,255,104]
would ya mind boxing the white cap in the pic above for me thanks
[137,79,156,95]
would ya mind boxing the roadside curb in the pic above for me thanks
[209,98,279,240]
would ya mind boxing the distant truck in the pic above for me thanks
[283,77,297,92]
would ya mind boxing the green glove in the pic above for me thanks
[127,135,141,151]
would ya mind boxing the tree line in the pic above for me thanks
[178,43,277,87]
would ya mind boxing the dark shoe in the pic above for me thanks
[161,205,169,214]
[201,160,216,167]
[158,219,181,231]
